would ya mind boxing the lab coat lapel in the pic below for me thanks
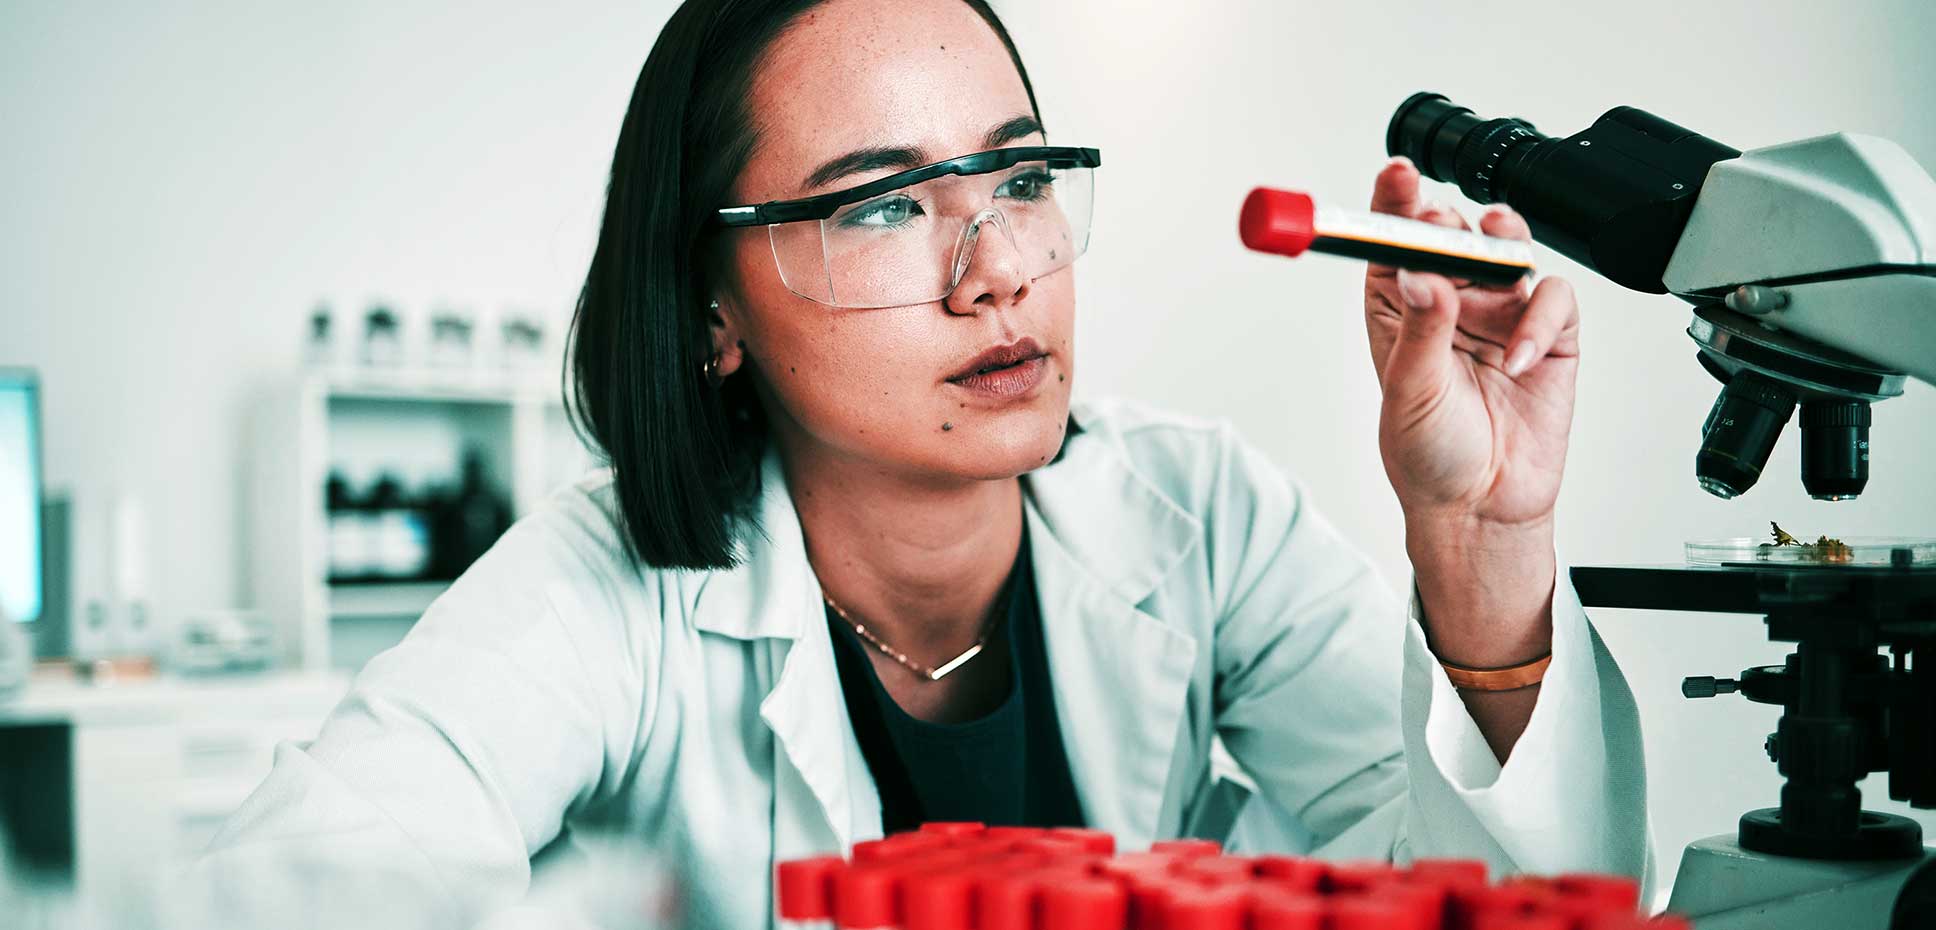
[691,409,1203,856]
[691,451,881,858]
[1023,416,1202,849]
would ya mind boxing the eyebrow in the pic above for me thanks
[799,114,1045,192]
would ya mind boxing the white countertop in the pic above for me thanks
[0,669,352,727]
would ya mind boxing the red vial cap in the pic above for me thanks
[1239,187,1318,258]
[1178,856,1259,886]
[834,866,901,929]
[1149,839,1222,859]
[986,826,1051,843]
[1248,887,1324,930]
[1162,882,1247,930]
[1042,878,1129,930]
[1556,874,1641,913]
[777,856,844,921]
[887,833,951,853]
[1253,855,1328,893]
[1015,836,1094,860]
[1406,858,1489,889]
[1124,874,1188,930]
[1098,852,1182,880]
[1471,914,1570,930]
[1452,881,1551,920]
[902,870,977,930]
[921,821,987,839]
[1325,862,1400,893]
[1330,895,1425,930]
[1371,881,1448,930]
[977,870,1043,930]
[851,838,897,863]
[1050,827,1118,855]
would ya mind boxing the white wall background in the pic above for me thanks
[3,0,1934,892]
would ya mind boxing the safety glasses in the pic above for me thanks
[713,146,1100,309]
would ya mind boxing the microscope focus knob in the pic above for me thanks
[1683,676,1739,699]
[1724,284,1789,315]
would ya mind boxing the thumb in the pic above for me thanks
[1381,269,1459,407]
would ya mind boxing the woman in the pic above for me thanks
[202,0,1646,927]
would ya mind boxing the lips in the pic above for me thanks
[947,338,1048,383]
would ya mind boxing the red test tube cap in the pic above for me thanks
[977,870,1043,930]
[1149,839,1222,859]
[1556,874,1642,914]
[1124,874,1189,930]
[987,826,1051,843]
[1179,856,1259,886]
[1248,887,1325,930]
[1330,895,1426,930]
[1239,188,1318,258]
[777,856,844,921]
[902,870,977,930]
[1254,855,1328,893]
[921,821,987,839]
[1162,882,1247,930]
[1042,878,1129,930]
[1373,881,1448,930]
[834,866,901,930]
[1097,852,1179,880]
[1326,862,1400,893]
[1050,827,1118,855]
[1406,858,1490,889]
[1473,914,1570,930]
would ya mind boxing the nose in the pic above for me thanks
[944,208,1031,316]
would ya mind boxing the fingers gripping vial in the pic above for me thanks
[1238,187,1534,286]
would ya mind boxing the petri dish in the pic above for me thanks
[1685,537,1936,568]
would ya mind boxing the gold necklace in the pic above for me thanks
[823,594,992,682]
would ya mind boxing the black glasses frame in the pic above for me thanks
[712,145,1101,228]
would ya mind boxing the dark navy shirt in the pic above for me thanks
[828,526,1085,833]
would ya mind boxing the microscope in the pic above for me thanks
[1383,93,1936,929]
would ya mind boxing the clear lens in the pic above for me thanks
[767,162,1095,309]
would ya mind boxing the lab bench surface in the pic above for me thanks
[0,670,351,893]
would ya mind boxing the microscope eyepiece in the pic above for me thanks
[1696,370,1796,500]
[1386,92,1739,294]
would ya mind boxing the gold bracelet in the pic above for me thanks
[1439,653,1552,692]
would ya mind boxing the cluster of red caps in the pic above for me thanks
[775,823,1686,930]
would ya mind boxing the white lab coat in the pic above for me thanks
[195,397,1649,930]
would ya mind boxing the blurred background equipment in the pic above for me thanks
[1,370,42,702]
[1,369,45,633]
[1379,90,1936,929]
[253,301,594,674]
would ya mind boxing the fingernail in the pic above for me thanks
[1398,270,1433,309]
[1387,155,1414,172]
[1505,339,1538,376]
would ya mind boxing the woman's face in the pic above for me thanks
[715,0,1075,483]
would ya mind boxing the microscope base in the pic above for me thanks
[1668,833,1932,929]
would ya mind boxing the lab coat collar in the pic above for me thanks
[690,403,1203,852]
[689,404,1202,641]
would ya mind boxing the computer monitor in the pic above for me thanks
[0,370,42,626]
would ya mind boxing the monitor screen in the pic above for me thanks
[0,371,41,624]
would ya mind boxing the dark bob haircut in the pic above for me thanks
[567,0,1043,570]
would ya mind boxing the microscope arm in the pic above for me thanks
[1663,133,1936,386]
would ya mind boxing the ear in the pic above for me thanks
[707,297,747,378]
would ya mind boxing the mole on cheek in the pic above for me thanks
[1058,375,1065,382]
[941,422,953,431]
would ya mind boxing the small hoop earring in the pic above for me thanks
[702,352,723,387]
